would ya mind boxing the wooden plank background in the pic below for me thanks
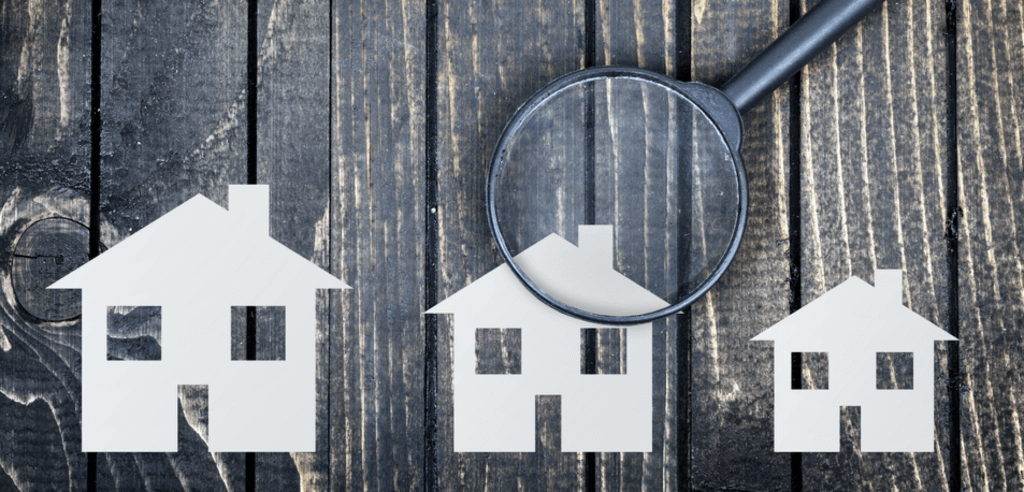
[0,0,1020,490]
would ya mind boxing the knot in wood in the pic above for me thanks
[12,218,92,321]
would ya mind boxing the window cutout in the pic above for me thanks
[107,306,161,361]
[876,352,913,389]
[475,328,521,374]
[580,328,627,374]
[797,352,828,389]
[230,306,248,361]
[231,306,286,361]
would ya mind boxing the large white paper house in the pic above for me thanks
[752,270,956,452]
[50,185,348,452]
[428,225,669,452]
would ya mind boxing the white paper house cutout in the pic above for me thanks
[50,185,348,452]
[752,270,956,452]
[427,225,669,452]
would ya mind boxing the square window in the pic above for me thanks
[877,352,913,389]
[475,328,521,374]
[795,352,828,390]
[231,306,286,361]
[580,328,627,374]
[107,306,161,361]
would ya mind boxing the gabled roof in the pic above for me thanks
[752,273,955,347]
[428,226,669,319]
[50,187,347,298]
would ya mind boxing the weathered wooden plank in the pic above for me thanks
[798,0,952,488]
[956,0,1024,489]
[331,0,426,489]
[689,0,793,490]
[0,0,92,489]
[98,0,248,489]
[591,1,679,490]
[6,1,1020,490]
[433,0,586,489]
[255,0,331,489]
[597,0,675,74]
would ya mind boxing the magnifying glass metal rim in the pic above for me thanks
[485,0,889,324]
[486,66,749,326]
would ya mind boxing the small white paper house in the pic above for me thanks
[752,270,956,452]
[427,225,668,452]
[50,185,348,452]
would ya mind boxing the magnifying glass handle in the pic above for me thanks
[720,0,886,114]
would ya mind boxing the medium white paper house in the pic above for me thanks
[51,185,348,452]
[428,225,668,452]
[752,270,956,452]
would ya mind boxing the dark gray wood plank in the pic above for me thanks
[98,0,248,489]
[956,0,1024,489]
[433,0,586,489]
[255,0,331,489]
[689,0,793,490]
[798,0,952,488]
[0,0,92,489]
[331,0,426,489]
[592,1,679,490]
[100,0,249,224]
[596,0,675,74]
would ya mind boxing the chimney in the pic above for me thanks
[874,269,902,304]
[229,184,269,236]
[578,225,613,267]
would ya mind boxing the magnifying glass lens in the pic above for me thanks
[492,74,742,319]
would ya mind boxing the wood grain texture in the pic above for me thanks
[98,0,248,489]
[5,0,1024,489]
[798,0,953,489]
[331,0,426,489]
[255,0,331,489]
[592,1,679,490]
[0,0,92,489]
[956,0,1024,489]
[12,219,92,322]
[597,0,676,75]
[433,0,586,489]
[689,0,793,490]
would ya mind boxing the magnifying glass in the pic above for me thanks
[487,0,887,324]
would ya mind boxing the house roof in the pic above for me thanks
[427,226,669,319]
[752,274,955,347]
[49,188,347,299]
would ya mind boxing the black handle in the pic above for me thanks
[720,0,886,114]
